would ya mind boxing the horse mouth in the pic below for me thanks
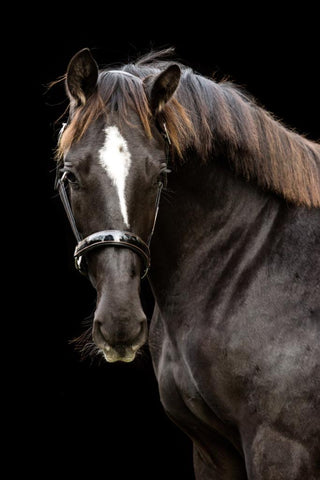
[95,320,148,363]
[101,345,138,363]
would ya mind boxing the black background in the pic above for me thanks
[33,6,319,479]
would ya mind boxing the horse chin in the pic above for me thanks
[101,346,137,363]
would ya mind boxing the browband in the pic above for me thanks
[106,70,139,79]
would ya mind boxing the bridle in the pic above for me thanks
[55,120,171,280]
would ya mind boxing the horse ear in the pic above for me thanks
[148,64,181,114]
[66,48,98,105]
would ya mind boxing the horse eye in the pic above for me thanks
[65,171,78,184]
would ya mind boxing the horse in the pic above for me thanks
[54,47,320,479]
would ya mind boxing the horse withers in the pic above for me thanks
[55,48,320,479]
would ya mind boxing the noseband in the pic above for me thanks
[56,122,171,279]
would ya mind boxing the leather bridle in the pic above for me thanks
[55,122,171,279]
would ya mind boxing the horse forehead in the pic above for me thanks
[98,123,147,164]
[98,125,132,170]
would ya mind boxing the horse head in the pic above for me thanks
[57,48,181,362]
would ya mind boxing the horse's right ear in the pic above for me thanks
[66,48,98,106]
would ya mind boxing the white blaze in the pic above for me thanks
[99,126,132,227]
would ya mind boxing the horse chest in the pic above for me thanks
[155,338,225,441]
[149,313,244,448]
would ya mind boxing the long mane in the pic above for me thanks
[58,48,320,207]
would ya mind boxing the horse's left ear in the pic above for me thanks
[148,64,181,114]
[66,48,98,106]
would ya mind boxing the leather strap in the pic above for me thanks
[74,230,151,278]
[58,172,82,243]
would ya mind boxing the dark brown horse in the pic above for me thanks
[55,48,320,479]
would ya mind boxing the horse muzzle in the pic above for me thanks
[92,298,148,363]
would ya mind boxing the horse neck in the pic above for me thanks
[149,155,283,304]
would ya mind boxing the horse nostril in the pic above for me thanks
[92,319,109,348]
[131,318,147,347]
